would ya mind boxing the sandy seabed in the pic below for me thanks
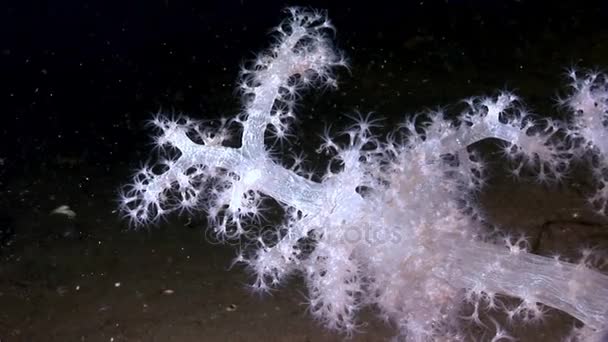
[1,161,607,342]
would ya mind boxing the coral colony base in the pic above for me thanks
[119,7,608,341]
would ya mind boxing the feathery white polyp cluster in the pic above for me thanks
[119,7,608,341]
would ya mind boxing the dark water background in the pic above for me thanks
[2,0,607,173]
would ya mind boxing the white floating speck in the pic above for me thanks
[50,205,76,219]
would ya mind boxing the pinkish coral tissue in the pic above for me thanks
[119,7,608,341]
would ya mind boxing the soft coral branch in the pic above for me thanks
[120,6,608,341]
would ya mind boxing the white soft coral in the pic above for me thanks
[120,7,608,341]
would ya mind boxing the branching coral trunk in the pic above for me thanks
[443,238,608,329]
